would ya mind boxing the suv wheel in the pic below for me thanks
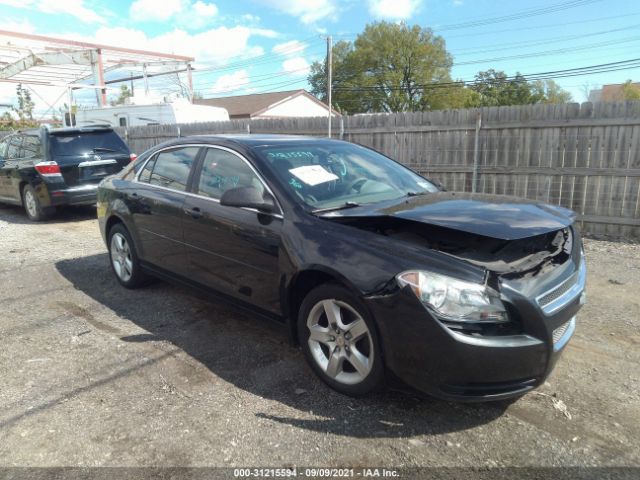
[22,185,54,222]
[298,283,384,396]
[108,224,149,288]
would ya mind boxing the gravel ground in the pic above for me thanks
[0,204,638,469]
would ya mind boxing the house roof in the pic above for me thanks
[194,89,339,117]
[600,82,640,101]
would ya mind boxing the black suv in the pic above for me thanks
[0,126,134,221]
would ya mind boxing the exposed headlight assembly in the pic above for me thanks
[397,270,508,323]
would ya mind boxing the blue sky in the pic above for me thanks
[0,0,638,114]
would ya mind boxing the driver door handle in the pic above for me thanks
[184,206,203,219]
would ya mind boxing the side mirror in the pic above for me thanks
[220,186,276,213]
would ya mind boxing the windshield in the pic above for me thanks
[255,142,438,210]
[49,130,129,157]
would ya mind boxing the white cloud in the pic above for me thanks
[86,25,263,66]
[209,70,249,94]
[368,0,421,19]
[129,0,219,29]
[249,28,279,39]
[272,40,306,57]
[129,0,182,21]
[1,18,36,33]
[0,0,105,24]
[282,57,310,76]
[260,0,337,24]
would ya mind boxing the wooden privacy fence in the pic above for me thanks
[4,101,639,239]
[112,101,640,240]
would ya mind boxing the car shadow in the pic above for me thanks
[0,203,97,224]
[55,253,509,438]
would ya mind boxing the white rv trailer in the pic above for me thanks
[69,98,229,128]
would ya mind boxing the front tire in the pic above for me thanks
[108,223,148,289]
[298,283,384,396]
[22,185,54,221]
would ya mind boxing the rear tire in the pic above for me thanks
[22,185,54,222]
[298,283,384,396]
[107,223,149,289]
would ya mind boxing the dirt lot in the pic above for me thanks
[0,204,639,469]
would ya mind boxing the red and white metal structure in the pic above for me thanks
[0,30,194,107]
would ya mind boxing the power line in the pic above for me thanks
[443,12,640,40]
[191,37,324,77]
[334,0,603,38]
[454,35,640,66]
[452,24,640,56]
[331,58,640,93]
[431,0,602,31]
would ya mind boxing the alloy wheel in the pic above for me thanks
[306,299,374,385]
[24,190,37,218]
[110,232,133,282]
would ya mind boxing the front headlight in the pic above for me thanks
[397,270,508,323]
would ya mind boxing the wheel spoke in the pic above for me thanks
[309,325,332,344]
[322,300,342,329]
[347,346,370,378]
[325,349,343,378]
[112,258,122,276]
[346,318,368,341]
[115,235,125,252]
[124,257,133,275]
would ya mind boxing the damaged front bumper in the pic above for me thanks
[366,253,586,402]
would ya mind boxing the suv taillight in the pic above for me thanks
[34,161,62,176]
[130,153,137,162]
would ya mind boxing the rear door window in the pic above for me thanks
[0,137,8,158]
[6,136,22,159]
[147,147,200,192]
[49,130,129,156]
[21,136,42,159]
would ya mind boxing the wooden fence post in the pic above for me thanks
[472,111,482,193]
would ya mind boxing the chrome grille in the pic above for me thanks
[536,257,587,316]
[538,273,577,307]
[553,321,570,343]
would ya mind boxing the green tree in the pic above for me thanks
[11,83,36,124]
[469,70,538,107]
[469,70,572,106]
[620,80,640,100]
[110,85,132,106]
[531,79,573,104]
[308,22,458,114]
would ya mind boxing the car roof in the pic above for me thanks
[17,126,114,136]
[184,134,348,148]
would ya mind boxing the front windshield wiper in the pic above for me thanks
[405,191,431,197]
[312,201,361,214]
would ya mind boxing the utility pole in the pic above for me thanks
[326,35,332,138]
[143,63,149,96]
[67,86,73,127]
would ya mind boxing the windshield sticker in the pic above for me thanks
[267,151,315,159]
[289,165,339,186]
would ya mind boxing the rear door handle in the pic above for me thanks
[184,206,203,219]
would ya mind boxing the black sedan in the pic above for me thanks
[97,135,586,401]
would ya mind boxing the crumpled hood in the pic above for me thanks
[321,192,575,240]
